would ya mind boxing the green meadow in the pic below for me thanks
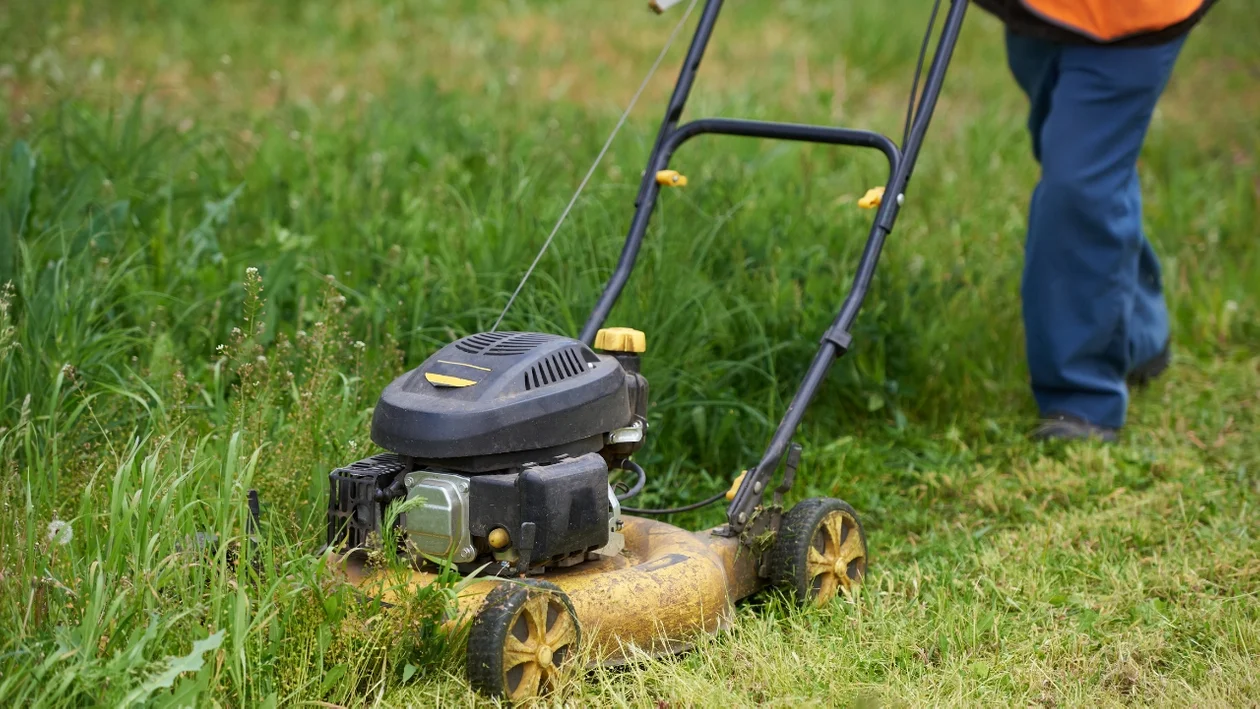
[0,0,1257,705]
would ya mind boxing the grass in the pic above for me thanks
[0,0,1257,706]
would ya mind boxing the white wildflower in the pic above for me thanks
[47,519,72,546]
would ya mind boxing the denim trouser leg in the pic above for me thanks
[1005,31,1186,428]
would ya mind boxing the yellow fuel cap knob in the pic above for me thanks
[594,327,647,353]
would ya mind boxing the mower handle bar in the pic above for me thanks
[663,119,901,173]
[579,0,971,534]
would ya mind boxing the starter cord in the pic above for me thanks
[491,0,700,332]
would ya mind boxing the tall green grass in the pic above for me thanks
[0,0,1257,705]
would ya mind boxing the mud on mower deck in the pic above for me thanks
[340,516,755,664]
[334,508,866,702]
[318,322,875,704]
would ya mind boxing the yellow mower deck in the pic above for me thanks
[340,515,762,664]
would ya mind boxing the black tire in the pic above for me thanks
[466,579,581,702]
[770,497,868,607]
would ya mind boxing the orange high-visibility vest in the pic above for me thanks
[1019,0,1209,42]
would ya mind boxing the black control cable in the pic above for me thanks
[621,489,728,516]
[614,459,729,515]
[902,0,944,148]
[613,460,647,502]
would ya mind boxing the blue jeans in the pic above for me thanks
[1006,30,1187,429]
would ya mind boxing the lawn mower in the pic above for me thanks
[324,0,969,701]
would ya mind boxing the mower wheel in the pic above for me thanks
[466,579,581,702]
[770,497,867,607]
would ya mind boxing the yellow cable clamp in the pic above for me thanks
[655,170,688,187]
[725,470,748,501]
[858,186,885,209]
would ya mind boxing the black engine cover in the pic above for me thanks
[370,331,632,469]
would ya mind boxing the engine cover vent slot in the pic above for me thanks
[454,331,557,356]
[453,331,511,354]
[525,347,588,391]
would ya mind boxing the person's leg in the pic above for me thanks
[1128,214,1171,379]
[1021,35,1187,432]
[1004,31,1060,162]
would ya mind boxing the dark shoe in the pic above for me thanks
[1031,412,1119,443]
[1127,339,1171,388]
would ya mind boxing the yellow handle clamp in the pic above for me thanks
[655,170,688,187]
[725,470,748,501]
[858,186,884,209]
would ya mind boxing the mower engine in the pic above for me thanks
[326,328,649,574]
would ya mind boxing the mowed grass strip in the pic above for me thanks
[0,0,1256,706]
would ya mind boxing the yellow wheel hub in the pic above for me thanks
[805,510,866,605]
[502,593,578,701]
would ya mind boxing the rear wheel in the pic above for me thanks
[770,497,867,607]
[466,580,581,702]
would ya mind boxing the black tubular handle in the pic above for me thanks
[726,0,970,533]
[575,0,971,534]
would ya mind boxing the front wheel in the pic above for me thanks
[466,579,581,702]
[770,497,868,607]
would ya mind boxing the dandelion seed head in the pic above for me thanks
[47,519,72,545]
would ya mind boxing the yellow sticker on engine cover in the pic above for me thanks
[424,372,477,388]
